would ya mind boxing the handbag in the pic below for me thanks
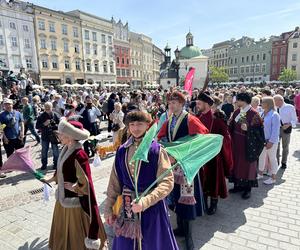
[48,130,60,144]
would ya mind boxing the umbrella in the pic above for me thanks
[0,146,51,187]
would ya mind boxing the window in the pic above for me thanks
[257,54,260,61]
[116,57,119,64]
[263,53,266,60]
[132,70,135,77]
[102,46,106,56]
[51,39,56,50]
[86,62,91,71]
[85,30,89,40]
[246,56,249,62]
[92,32,97,41]
[126,69,130,76]
[49,22,55,32]
[234,58,237,64]
[241,57,244,63]
[103,61,107,73]
[73,27,79,38]
[75,60,81,70]
[121,58,124,64]
[110,62,114,73]
[240,67,244,73]
[52,57,58,69]
[250,65,254,73]
[93,44,97,55]
[38,20,45,30]
[74,43,80,53]
[95,62,99,72]
[246,66,250,73]
[23,25,29,32]
[86,43,90,54]
[255,64,260,73]
[127,58,129,65]
[0,35,4,46]
[63,41,69,52]
[116,69,120,76]
[40,38,46,49]
[101,34,106,43]
[42,57,48,69]
[12,55,20,68]
[293,42,298,48]
[62,24,68,35]
[109,47,113,57]
[108,36,112,44]
[262,64,266,72]
[292,65,297,71]
[10,22,16,29]
[24,38,30,49]
[0,56,7,67]
[65,60,70,70]
[11,37,17,47]
[122,69,125,76]
[292,54,297,61]
[25,57,32,69]
[251,55,254,62]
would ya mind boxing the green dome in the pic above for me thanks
[179,45,202,59]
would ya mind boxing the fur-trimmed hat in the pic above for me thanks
[197,92,214,106]
[58,119,90,141]
[167,91,186,104]
[125,110,152,124]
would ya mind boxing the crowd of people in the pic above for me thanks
[0,68,299,249]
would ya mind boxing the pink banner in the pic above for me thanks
[184,67,195,96]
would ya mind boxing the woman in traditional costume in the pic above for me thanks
[44,119,107,250]
[104,110,179,250]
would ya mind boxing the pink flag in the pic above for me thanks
[184,67,195,96]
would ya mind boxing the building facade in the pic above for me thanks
[212,40,233,68]
[152,44,164,86]
[140,34,153,87]
[201,48,213,66]
[129,31,143,88]
[287,27,300,80]
[33,5,84,85]
[228,36,273,82]
[112,18,131,86]
[0,0,38,78]
[68,10,115,86]
[270,31,293,81]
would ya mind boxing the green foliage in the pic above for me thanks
[279,68,297,84]
[209,66,229,83]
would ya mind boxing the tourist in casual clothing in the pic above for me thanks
[221,95,234,120]
[0,98,24,157]
[36,102,60,170]
[257,97,280,185]
[110,102,125,143]
[22,97,40,145]
[105,110,179,250]
[274,94,298,169]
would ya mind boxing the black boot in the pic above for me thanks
[183,220,194,250]
[242,186,251,199]
[173,215,184,237]
[207,198,218,215]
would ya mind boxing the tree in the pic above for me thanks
[209,66,229,83]
[278,68,297,84]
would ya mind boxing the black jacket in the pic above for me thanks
[36,111,59,141]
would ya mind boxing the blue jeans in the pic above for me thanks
[41,140,59,169]
[24,121,40,144]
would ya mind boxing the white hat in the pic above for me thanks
[58,119,90,141]
[3,98,13,104]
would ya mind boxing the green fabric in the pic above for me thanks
[130,123,158,164]
[22,105,35,122]
[161,134,223,184]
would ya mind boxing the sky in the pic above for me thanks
[29,0,300,54]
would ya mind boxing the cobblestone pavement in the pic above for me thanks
[0,126,300,250]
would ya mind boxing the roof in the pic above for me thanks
[179,45,202,59]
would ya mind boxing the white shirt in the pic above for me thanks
[79,106,101,123]
[278,103,298,128]
[58,98,66,110]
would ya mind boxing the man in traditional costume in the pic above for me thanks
[157,91,208,250]
[197,92,233,215]
[228,93,264,199]
[105,110,179,250]
[44,119,107,250]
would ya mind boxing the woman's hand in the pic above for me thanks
[131,200,143,213]
[266,142,273,149]
[64,182,76,192]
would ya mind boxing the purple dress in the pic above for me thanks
[112,140,179,250]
